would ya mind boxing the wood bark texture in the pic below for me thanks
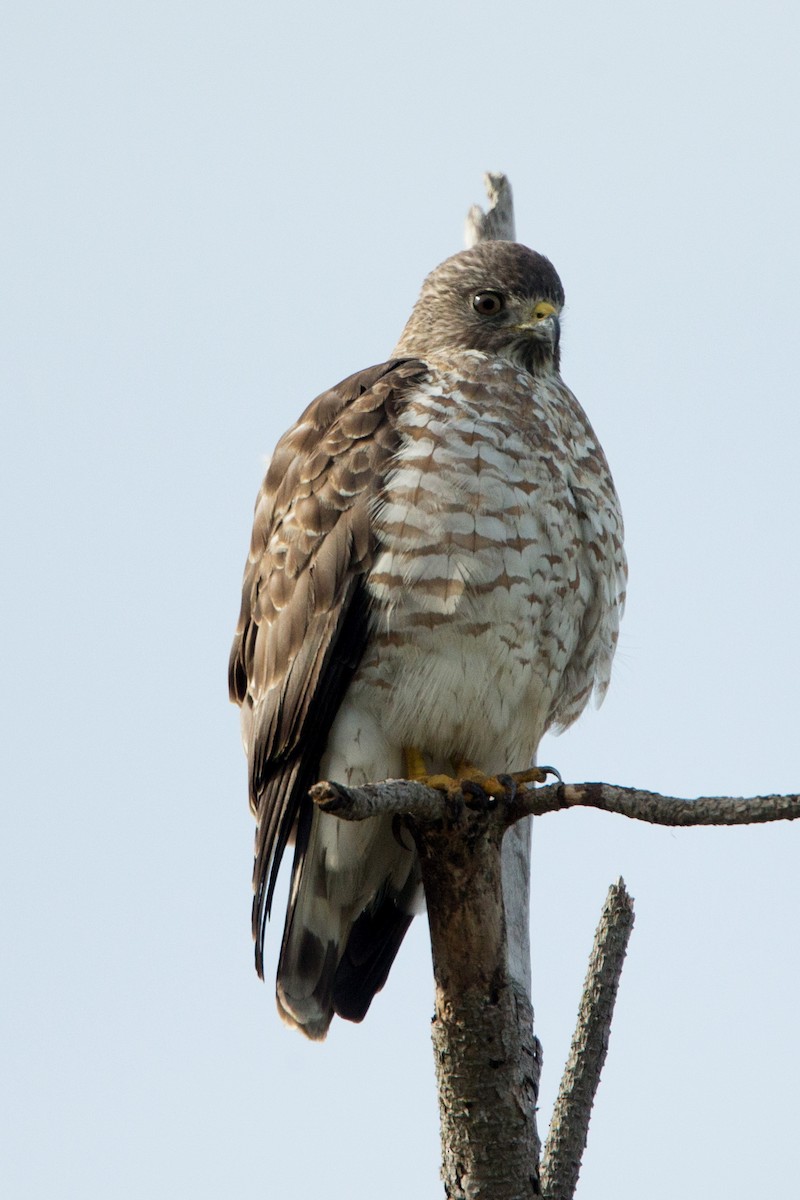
[415,806,543,1199]
[310,764,800,1200]
[312,777,800,830]
[540,881,635,1200]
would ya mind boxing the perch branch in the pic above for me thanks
[540,880,635,1200]
[311,778,800,828]
[548,783,800,826]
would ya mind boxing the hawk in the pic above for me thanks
[229,241,626,1039]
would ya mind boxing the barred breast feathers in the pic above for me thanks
[365,350,626,747]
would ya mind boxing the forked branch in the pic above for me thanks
[309,774,798,1199]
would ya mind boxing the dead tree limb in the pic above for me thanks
[465,172,516,247]
[310,772,799,1199]
[309,772,796,1195]
[546,782,800,825]
[311,778,800,829]
[540,880,635,1200]
[414,803,543,1200]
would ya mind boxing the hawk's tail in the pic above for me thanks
[275,806,419,1040]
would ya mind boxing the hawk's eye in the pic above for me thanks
[472,291,505,316]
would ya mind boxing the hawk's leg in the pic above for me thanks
[402,746,467,802]
[403,746,429,781]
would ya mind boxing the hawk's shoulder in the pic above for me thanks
[228,357,426,709]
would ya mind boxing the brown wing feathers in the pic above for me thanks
[251,581,372,974]
[228,360,425,975]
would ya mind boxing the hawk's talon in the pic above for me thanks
[391,813,415,852]
[495,773,517,802]
[537,765,563,785]
[506,765,562,790]
[462,779,499,810]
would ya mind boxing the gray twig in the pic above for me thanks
[541,881,636,1200]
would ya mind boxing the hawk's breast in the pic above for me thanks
[352,352,625,773]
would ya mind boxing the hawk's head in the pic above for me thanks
[393,241,565,375]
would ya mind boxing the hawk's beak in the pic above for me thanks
[515,303,561,352]
[540,312,560,353]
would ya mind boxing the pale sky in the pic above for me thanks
[3,2,800,1197]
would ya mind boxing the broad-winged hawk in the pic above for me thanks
[229,242,626,1039]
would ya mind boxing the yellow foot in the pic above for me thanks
[451,764,515,799]
[402,749,559,801]
[455,760,562,793]
[403,747,476,799]
[505,766,554,788]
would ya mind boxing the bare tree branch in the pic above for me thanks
[311,765,800,1199]
[311,777,800,828]
[540,881,635,1200]
[310,746,798,1200]
[548,782,800,826]
[465,172,516,245]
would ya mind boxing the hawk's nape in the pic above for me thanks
[229,242,626,1039]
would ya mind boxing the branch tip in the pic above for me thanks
[541,880,635,1200]
[465,171,516,246]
